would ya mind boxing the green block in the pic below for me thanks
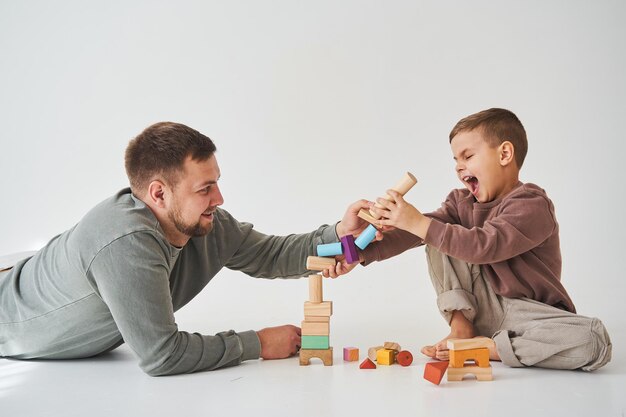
[301,335,330,349]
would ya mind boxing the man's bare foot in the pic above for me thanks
[421,310,475,361]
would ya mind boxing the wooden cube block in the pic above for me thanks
[376,348,395,365]
[301,321,330,336]
[447,364,493,381]
[343,347,359,362]
[340,234,359,264]
[300,348,333,366]
[359,358,376,369]
[306,256,336,271]
[423,361,449,385]
[301,335,330,350]
[304,301,332,317]
[449,347,490,368]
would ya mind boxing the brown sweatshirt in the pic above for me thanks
[361,182,576,313]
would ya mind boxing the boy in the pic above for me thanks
[359,108,611,370]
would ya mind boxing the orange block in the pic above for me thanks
[423,361,449,385]
[396,350,413,367]
[449,347,490,368]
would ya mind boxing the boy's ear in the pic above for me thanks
[499,141,515,167]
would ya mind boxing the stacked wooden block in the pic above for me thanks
[446,337,494,381]
[423,337,495,384]
[299,270,334,366]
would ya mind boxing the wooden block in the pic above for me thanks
[383,341,401,352]
[446,337,495,351]
[369,172,417,219]
[302,335,330,350]
[317,242,343,257]
[447,364,493,381]
[343,347,359,362]
[308,274,323,303]
[449,347,490,368]
[354,224,378,250]
[368,346,384,361]
[357,209,381,226]
[396,350,413,367]
[306,256,336,271]
[301,321,330,336]
[304,315,330,323]
[304,301,332,317]
[423,361,449,385]
[340,234,359,264]
[377,348,395,365]
[300,348,333,366]
[359,358,376,369]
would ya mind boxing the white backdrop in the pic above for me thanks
[1,1,624,345]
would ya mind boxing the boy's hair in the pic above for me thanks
[449,108,528,169]
[125,122,217,194]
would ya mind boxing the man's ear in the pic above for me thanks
[499,141,515,167]
[147,180,167,208]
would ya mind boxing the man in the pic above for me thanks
[0,122,372,376]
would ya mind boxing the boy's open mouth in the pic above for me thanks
[463,176,479,195]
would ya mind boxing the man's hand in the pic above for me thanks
[335,199,383,241]
[320,254,362,278]
[257,325,301,359]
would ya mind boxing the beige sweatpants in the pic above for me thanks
[425,246,612,371]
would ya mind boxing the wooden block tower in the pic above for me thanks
[299,272,333,366]
[446,337,494,382]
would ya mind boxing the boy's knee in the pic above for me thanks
[582,318,612,371]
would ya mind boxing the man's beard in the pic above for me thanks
[168,204,214,238]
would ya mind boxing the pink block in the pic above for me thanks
[340,235,359,264]
[343,346,359,361]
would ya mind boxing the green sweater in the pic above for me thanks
[0,188,338,376]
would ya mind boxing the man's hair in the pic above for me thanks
[125,122,217,194]
[449,108,528,169]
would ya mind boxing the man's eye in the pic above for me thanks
[200,187,211,194]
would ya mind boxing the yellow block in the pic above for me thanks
[377,348,395,365]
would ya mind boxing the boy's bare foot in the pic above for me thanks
[421,310,475,361]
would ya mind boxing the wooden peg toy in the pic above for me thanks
[369,172,418,219]
[308,274,323,303]
[317,242,343,257]
[306,256,336,271]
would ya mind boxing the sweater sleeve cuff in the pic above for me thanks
[238,330,262,361]
[322,222,340,243]
[423,218,446,248]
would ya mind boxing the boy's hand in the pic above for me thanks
[372,190,431,239]
[257,325,301,359]
[335,200,383,242]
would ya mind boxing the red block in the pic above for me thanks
[359,358,377,369]
[396,350,413,367]
[340,234,359,264]
[423,361,449,385]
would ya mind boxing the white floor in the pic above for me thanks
[2,328,624,417]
